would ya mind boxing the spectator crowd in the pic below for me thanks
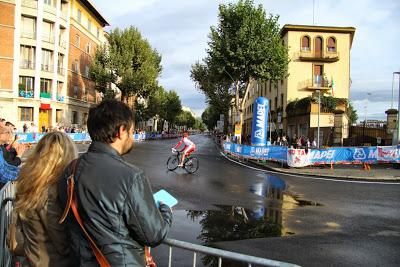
[0,100,172,267]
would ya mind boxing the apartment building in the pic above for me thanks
[238,24,355,144]
[0,0,108,131]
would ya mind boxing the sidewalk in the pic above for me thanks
[223,151,400,182]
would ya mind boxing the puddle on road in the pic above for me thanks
[168,174,323,266]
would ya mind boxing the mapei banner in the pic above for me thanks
[251,97,269,146]
[223,142,400,167]
[288,146,400,167]
[223,142,287,163]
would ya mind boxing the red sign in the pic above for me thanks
[40,103,51,110]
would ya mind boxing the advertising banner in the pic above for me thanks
[251,97,269,146]
[223,142,400,166]
[287,149,310,167]
[234,124,241,137]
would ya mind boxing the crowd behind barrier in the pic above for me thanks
[14,132,181,144]
[223,142,400,168]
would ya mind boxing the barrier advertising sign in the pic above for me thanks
[251,97,269,146]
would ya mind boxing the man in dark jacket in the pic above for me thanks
[59,100,172,266]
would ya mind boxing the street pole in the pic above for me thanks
[363,93,371,145]
[396,72,400,145]
[317,89,320,148]
[391,72,395,109]
[269,111,272,144]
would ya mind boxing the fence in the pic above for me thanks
[0,182,298,267]
[14,133,180,144]
[344,125,391,146]
[223,142,400,168]
[0,182,15,267]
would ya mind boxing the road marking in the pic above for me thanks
[219,152,400,185]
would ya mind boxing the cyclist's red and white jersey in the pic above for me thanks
[174,137,196,151]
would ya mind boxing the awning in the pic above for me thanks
[40,103,51,110]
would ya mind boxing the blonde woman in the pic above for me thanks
[14,132,78,267]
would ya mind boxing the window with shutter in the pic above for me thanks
[301,36,310,51]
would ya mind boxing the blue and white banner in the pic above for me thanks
[223,142,287,163]
[251,97,269,146]
[223,142,400,167]
[16,133,180,144]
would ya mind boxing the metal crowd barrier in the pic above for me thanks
[162,238,300,267]
[0,182,15,267]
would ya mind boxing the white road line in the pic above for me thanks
[220,152,400,185]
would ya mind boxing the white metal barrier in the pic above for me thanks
[0,182,15,267]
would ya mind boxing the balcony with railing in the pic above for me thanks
[41,64,54,72]
[42,33,55,43]
[22,0,38,9]
[297,50,339,62]
[20,60,35,70]
[20,31,36,39]
[40,91,52,98]
[57,66,65,76]
[302,76,333,91]
[56,94,65,102]
[59,38,67,48]
[43,3,56,15]
[18,84,34,98]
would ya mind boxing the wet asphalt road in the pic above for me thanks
[74,134,400,267]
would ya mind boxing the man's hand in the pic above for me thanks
[15,143,27,157]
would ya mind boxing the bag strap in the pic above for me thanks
[58,159,111,267]
[59,159,78,224]
[145,246,157,267]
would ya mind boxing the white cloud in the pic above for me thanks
[95,0,400,118]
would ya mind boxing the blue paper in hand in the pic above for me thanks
[153,189,178,208]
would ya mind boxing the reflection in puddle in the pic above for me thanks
[186,174,288,266]
[178,174,322,266]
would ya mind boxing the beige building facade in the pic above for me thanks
[0,0,108,132]
[239,24,355,145]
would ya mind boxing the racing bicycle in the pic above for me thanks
[167,148,199,174]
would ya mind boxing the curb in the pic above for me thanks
[220,150,400,183]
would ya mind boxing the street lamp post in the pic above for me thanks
[317,89,320,148]
[394,72,400,145]
[363,93,371,145]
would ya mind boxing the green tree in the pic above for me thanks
[176,110,196,130]
[162,90,182,131]
[89,45,116,99]
[201,106,220,131]
[194,118,206,132]
[347,102,358,124]
[90,26,162,103]
[203,0,289,142]
[191,62,233,133]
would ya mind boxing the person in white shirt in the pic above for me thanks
[173,132,196,167]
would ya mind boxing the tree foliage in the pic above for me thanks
[90,26,162,103]
[176,111,196,129]
[347,102,358,124]
[201,106,220,131]
[194,0,289,139]
[163,90,182,128]
[191,62,233,132]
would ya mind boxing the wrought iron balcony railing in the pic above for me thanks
[20,60,35,70]
[41,64,54,72]
[297,50,339,62]
[19,89,34,98]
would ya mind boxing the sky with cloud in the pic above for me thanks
[94,0,400,121]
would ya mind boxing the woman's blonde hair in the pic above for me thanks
[15,132,77,216]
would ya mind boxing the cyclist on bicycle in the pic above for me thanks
[173,131,196,167]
